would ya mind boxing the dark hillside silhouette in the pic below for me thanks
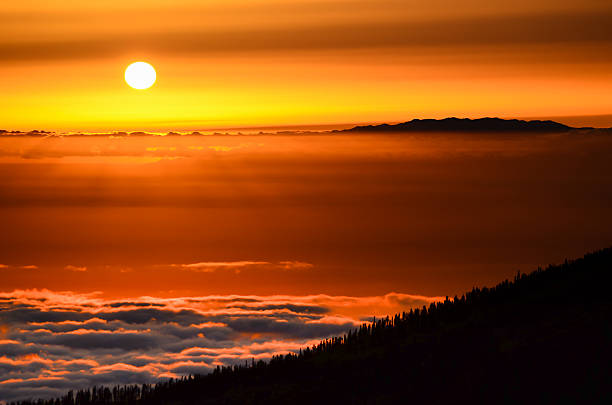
[12,248,612,404]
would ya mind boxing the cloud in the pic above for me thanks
[173,261,270,272]
[145,147,176,152]
[0,10,611,63]
[208,146,234,152]
[171,261,313,273]
[278,261,314,270]
[0,289,441,401]
[207,143,260,152]
[0,264,39,270]
[64,265,87,272]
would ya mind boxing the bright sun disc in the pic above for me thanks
[125,62,156,90]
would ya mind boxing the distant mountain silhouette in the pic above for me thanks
[3,117,612,137]
[341,117,580,133]
[13,248,612,404]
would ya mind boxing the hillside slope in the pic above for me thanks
[13,248,612,405]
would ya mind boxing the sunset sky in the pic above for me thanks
[1,1,612,401]
[1,0,611,131]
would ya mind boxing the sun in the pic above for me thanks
[125,61,156,90]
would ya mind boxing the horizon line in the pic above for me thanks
[2,115,612,136]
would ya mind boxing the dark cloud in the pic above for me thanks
[107,302,165,308]
[0,11,610,63]
[0,307,89,324]
[19,320,114,333]
[98,308,207,326]
[168,364,213,375]
[30,331,165,351]
[228,303,329,314]
[0,341,39,356]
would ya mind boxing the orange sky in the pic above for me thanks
[1,3,612,398]
[0,0,611,131]
[2,132,612,298]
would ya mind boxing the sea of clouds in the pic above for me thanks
[0,289,438,401]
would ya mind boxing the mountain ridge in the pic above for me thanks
[339,117,597,133]
[2,117,612,137]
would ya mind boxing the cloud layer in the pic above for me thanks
[171,261,313,273]
[1,4,611,62]
[0,289,439,401]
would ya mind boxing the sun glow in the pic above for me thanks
[124,61,156,90]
